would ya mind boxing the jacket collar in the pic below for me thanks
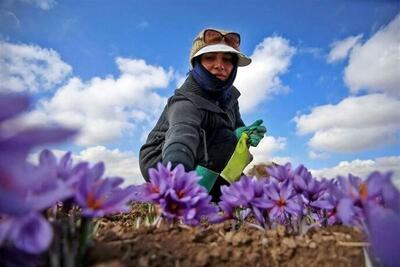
[175,74,241,113]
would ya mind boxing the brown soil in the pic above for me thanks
[87,203,367,267]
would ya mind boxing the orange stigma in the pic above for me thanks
[87,192,104,209]
[359,183,368,201]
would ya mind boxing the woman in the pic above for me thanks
[139,28,266,200]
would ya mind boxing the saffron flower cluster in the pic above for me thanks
[135,163,218,226]
[215,162,400,267]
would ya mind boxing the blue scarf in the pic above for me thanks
[190,59,238,108]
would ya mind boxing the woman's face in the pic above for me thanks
[200,52,234,81]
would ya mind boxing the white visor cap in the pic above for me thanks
[192,44,252,67]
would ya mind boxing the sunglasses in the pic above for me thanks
[201,29,241,50]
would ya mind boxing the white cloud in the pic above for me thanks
[249,136,287,161]
[327,34,363,63]
[25,57,172,146]
[234,36,296,113]
[20,0,56,10]
[76,146,143,185]
[0,41,71,93]
[344,14,400,97]
[309,150,329,160]
[310,156,400,188]
[294,93,400,152]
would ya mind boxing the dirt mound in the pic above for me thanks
[88,204,366,267]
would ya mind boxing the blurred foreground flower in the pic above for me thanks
[75,162,137,217]
[0,93,76,256]
[365,202,400,267]
[0,212,52,254]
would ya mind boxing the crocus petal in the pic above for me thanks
[0,189,31,215]
[252,207,265,227]
[269,206,281,221]
[327,215,337,225]
[0,218,13,244]
[59,151,72,171]
[218,200,234,215]
[310,199,335,210]
[185,208,196,220]
[264,183,280,201]
[337,198,355,225]
[89,162,105,181]
[93,178,123,199]
[1,128,76,151]
[0,94,29,122]
[28,180,73,211]
[286,200,302,215]
[366,204,400,267]
[252,198,274,209]
[293,174,307,192]
[381,183,400,212]
[280,180,293,200]
[38,149,57,168]
[9,213,53,254]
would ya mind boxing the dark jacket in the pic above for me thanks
[139,74,245,184]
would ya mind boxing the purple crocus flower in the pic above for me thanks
[311,179,343,225]
[334,172,395,226]
[292,166,327,204]
[220,176,266,206]
[159,193,188,220]
[263,179,302,225]
[217,176,270,227]
[0,159,73,216]
[183,194,217,226]
[0,212,53,254]
[74,163,136,217]
[38,149,89,188]
[267,162,308,183]
[168,164,208,203]
[136,163,217,225]
[134,162,174,202]
[267,162,296,182]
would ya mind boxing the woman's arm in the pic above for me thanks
[162,99,203,171]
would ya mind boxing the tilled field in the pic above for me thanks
[88,204,366,267]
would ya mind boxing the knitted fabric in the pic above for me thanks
[190,58,238,108]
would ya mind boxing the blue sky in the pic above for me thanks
[1,0,399,185]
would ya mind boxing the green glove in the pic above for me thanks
[248,126,266,147]
[234,119,266,147]
[220,133,253,183]
[196,165,219,192]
